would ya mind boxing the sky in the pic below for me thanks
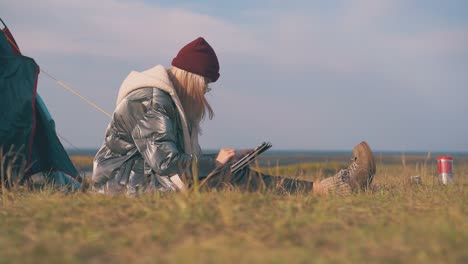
[1,0,468,152]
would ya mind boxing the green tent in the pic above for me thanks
[0,18,80,188]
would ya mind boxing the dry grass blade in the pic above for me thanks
[0,145,30,205]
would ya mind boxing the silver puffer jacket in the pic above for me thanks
[92,65,216,194]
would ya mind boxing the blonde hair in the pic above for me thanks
[167,66,214,131]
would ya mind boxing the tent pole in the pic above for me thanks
[0,17,7,29]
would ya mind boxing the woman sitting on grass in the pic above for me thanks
[92,37,376,195]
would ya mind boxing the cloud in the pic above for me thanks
[2,0,260,59]
[4,0,466,74]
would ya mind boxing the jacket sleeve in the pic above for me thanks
[130,98,192,177]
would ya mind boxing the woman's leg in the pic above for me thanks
[200,141,376,195]
[203,166,314,193]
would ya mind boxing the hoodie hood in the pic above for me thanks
[116,65,176,106]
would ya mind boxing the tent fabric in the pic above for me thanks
[0,55,37,151]
[1,25,79,186]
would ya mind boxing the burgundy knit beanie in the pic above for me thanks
[171,37,220,82]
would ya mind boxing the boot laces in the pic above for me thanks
[339,157,358,181]
[348,157,359,175]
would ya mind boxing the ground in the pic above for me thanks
[0,158,467,264]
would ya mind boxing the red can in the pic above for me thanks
[437,156,453,184]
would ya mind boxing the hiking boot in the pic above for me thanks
[347,141,376,191]
[313,141,376,195]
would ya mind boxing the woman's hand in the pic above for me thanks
[215,148,236,165]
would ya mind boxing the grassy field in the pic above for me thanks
[0,158,467,264]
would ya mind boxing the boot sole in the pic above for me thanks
[359,141,376,186]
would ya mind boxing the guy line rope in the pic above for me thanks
[41,67,113,150]
[3,26,112,119]
[42,68,113,150]
[39,70,112,118]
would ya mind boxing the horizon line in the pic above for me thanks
[65,148,468,155]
